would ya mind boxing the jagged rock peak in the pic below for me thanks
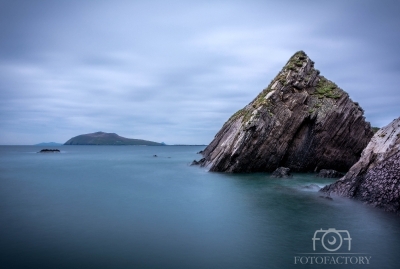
[200,51,374,173]
[321,117,400,213]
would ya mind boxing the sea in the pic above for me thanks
[1,145,399,269]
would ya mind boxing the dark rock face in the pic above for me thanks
[271,167,292,178]
[317,169,344,178]
[200,51,373,173]
[321,117,400,213]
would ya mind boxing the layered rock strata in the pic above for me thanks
[200,51,374,172]
[321,117,400,213]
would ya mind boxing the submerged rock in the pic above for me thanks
[317,169,344,178]
[199,51,373,173]
[302,184,321,191]
[319,195,333,200]
[321,117,400,213]
[271,167,292,178]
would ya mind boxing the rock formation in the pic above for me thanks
[200,51,374,173]
[321,117,400,213]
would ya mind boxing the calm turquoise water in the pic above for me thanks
[0,146,399,269]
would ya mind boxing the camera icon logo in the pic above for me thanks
[312,228,352,252]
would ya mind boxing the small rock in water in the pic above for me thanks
[191,158,205,166]
[271,167,292,178]
[317,169,344,178]
[153,155,158,157]
[38,149,60,153]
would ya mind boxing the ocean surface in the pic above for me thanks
[1,145,399,269]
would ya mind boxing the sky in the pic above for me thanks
[0,0,399,145]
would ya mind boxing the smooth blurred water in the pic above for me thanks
[0,146,399,269]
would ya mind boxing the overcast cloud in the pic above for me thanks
[0,0,399,145]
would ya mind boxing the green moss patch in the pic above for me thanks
[314,77,341,99]
[285,51,307,71]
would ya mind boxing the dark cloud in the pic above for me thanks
[0,0,399,144]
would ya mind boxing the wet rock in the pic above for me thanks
[317,169,344,178]
[38,149,60,153]
[200,51,373,173]
[191,158,205,166]
[321,117,400,214]
[271,167,292,178]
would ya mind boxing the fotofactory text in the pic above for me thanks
[294,228,372,265]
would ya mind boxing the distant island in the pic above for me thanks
[35,142,63,146]
[64,132,165,146]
